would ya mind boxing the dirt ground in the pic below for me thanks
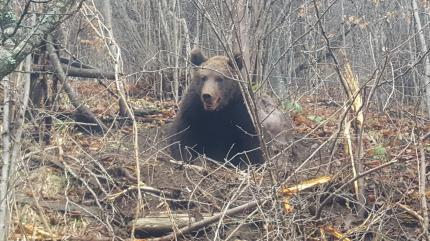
[9,83,430,240]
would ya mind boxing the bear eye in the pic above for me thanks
[201,76,207,82]
[216,77,224,82]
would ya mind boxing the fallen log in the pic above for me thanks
[136,200,265,241]
[131,213,203,236]
[33,65,116,79]
[63,65,116,79]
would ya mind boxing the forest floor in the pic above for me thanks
[9,81,430,240]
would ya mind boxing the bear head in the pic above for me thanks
[190,48,243,111]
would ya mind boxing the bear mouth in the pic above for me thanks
[203,98,221,111]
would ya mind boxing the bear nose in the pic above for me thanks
[202,93,212,102]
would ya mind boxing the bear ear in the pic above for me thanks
[190,48,207,66]
[228,51,243,70]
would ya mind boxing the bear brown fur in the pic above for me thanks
[169,48,264,166]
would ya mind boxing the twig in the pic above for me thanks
[396,203,424,223]
[421,131,430,141]
[106,183,179,201]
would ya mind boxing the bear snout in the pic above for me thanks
[201,93,221,111]
[202,93,212,102]
[201,79,221,111]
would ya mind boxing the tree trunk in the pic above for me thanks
[412,0,430,118]
[0,76,12,241]
[101,0,129,117]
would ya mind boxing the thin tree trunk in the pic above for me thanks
[0,61,35,240]
[419,140,430,241]
[412,0,430,118]
[10,54,32,187]
[0,76,12,241]
[101,0,128,117]
[413,2,430,238]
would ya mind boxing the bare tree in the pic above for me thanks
[0,1,84,239]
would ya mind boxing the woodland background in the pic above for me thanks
[0,0,429,240]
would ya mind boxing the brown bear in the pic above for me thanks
[169,48,264,166]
